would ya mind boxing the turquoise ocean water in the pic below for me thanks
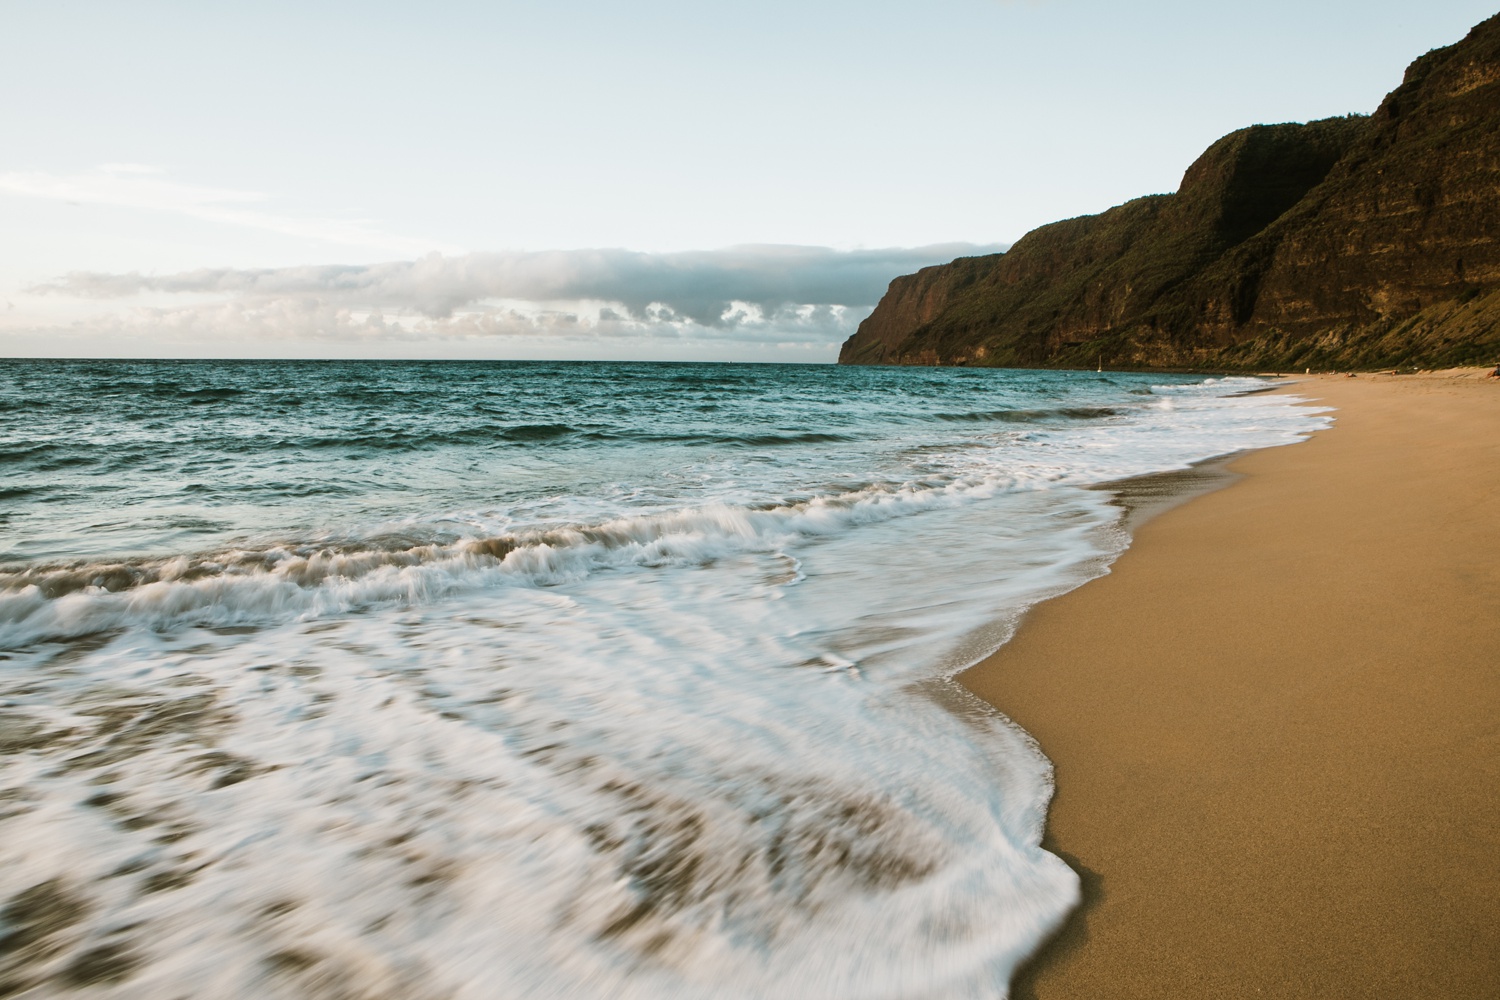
[0,360,1325,998]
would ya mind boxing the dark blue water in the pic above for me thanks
[0,359,1192,566]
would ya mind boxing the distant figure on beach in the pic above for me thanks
[1487,365,1500,379]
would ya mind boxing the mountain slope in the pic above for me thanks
[839,13,1500,371]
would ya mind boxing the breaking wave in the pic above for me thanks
[0,473,1035,646]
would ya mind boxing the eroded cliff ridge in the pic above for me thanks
[839,14,1500,371]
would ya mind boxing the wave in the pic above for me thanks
[183,387,248,403]
[930,406,1122,423]
[501,423,578,442]
[0,473,1020,647]
[1,424,851,475]
[0,443,54,465]
[289,423,578,451]
[617,430,857,447]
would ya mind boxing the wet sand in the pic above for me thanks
[960,371,1500,998]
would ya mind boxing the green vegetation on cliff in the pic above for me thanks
[839,13,1500,371]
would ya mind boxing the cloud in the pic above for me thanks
[0,165,455,256]
[10,243,1004,360]
[35,244,998,324]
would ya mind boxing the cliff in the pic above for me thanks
[839,13,1500,371]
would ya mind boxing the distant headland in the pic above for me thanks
[839,13,1500,372]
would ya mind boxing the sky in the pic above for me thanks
[2,0,1495,362]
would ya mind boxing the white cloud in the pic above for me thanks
[7,243,1003,360]
[33,243,997,322]
[0,296,864,362]
[0,165,456,256]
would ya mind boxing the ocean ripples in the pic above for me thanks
[930,406,1122,423]
[499,422,577,442]
[620,430,858,447]
[0,361,1332,998]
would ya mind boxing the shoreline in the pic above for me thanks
[962,370,1500,997]
[1088,451,1246,531]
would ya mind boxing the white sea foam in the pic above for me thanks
[0,378,1326,650]
[0,371,1330,998]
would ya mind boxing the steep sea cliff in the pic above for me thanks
[840,13,1500,372]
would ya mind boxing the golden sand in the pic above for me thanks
[959,371,1500,998]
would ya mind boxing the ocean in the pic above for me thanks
[0,359,1326,998]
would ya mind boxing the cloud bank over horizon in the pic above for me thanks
[9,244,1002,361]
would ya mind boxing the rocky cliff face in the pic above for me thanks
[839,13,1500,371]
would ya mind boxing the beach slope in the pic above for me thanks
[961,372,1500,998]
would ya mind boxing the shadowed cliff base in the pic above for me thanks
[839,13,1500,372]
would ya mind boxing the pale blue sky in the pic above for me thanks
[2,0,1494,359]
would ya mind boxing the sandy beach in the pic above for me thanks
[961,371,1500,998]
